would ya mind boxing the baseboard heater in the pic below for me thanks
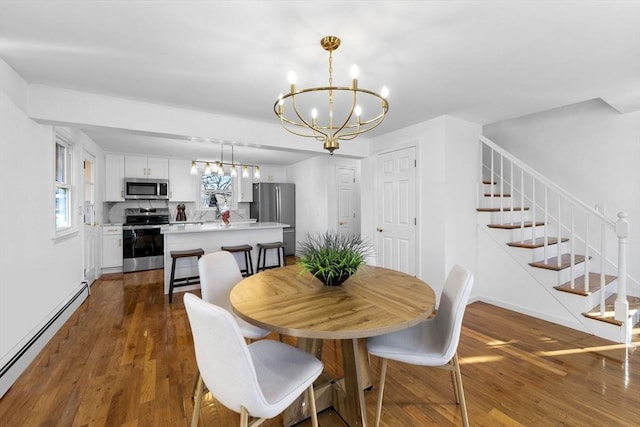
[0,281,89,380]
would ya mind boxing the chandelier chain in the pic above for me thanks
[328,49,334,130]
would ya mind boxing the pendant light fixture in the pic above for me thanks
[190,143,261,179]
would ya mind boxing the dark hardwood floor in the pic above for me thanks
[0,268,638,426]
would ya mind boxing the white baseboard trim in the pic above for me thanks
[0,282,89,398]
[477,296,588,333]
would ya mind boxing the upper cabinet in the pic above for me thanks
[105,153,125,201]
[169,159,197,202]
[234,168,254,202]
[256,166,287,183]
[125,155,169,179]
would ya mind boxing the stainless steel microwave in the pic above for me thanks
[124,178,169,200]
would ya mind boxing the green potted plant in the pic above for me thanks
[298,231,373,286]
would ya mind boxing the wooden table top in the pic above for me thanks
[230,265,436,339]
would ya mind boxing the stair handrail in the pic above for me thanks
[479,135,615,228]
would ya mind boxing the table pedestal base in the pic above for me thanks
[283,338,372,427]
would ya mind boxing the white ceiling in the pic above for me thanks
[0,1,638,165]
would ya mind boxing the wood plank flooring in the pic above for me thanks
[1,269,638,426]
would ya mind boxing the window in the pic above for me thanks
[55,132,74,234]
[200,173,233,211]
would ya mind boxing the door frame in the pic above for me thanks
[82,149,98,285]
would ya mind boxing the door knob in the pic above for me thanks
[339,221,346,225]
[376,227,384,232]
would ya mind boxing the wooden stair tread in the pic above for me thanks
[484,193,511,197]
[482,180,496,185]
[529,253,588,271]
[507,237,568,248]
[583,295,640,326]
[477,207,530,212]
[488,221,544,229]
[554,273,617,296]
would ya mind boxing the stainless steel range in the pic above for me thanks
[122,208,169,273]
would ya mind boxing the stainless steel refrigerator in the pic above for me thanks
[250,183,295,255]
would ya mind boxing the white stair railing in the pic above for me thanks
[479,136,630,333]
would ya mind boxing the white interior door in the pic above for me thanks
[337,167,359,235]
[376,146,417,275]
[83,152,97,285]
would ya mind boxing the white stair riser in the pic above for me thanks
[506,225,548,241]
[554,290,598,314]
[527,261,587,286]
[486,210,530,224]
[478,198,523,209]
[530,241,570,260]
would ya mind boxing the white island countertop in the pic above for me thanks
[161,221,289,234]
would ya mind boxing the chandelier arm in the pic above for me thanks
[278,114,328,142]
[337,115,387,140]
[291,93,330,140]
[278,119,330,142]
[327,85,358,140]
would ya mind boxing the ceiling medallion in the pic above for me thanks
[274,36,389,154]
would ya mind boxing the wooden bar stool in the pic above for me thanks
[220,244,254,277]
[169,248,204,303]
[256,241,286,272]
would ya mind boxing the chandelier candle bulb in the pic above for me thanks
[350,64,359,79]
[190,161,197,175]
[204,162,211,176]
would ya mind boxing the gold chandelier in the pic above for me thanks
[274,36,389,154]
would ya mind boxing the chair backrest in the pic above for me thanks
[183,293,268,414]
[198,251,243,310]
[434,264,474,361]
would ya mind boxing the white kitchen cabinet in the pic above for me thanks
[234,168,254,202]
[125,155,169,179]
[169,159,197,201]
[256,166,287,183]
[105,153,125,201]
[102,225,123,268]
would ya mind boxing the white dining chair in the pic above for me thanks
[366,264,474,427]
[184,293,323,427]
[198,250,269,340]
[191,251,271,422]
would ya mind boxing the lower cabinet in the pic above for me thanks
[102,225,123,268]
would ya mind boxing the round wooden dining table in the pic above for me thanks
[230,264,436,427]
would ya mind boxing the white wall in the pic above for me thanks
[0,58,102,397]
[365,115,481,301]
[287,155,362,254]
[484,99,640,289]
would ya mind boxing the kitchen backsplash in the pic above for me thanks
[104,201,251,224]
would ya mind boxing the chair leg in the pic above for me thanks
[308,384,318,427]
[169,258,177,303]
[450,367,460,404]
[452,353,469,427]
[191,373,204,427]
[191,370,201,398]
[240,406,249,427]
[256,249,263,272]
[374,358,388,427]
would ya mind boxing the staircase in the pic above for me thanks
[477,136,639,344]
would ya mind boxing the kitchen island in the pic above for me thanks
[161,222,289,295]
